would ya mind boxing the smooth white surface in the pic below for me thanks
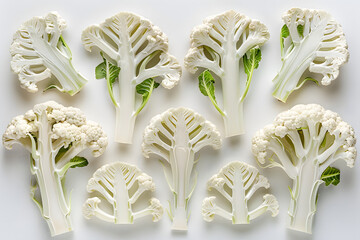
[0,0,359,239]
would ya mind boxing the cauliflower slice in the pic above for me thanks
[202,161,278,224]
[82,12,182,144]
[252,104,356,233]
[10,12,87,95]
[273,8,349,102]
[184,10,269,137]
[2,101,107,236]
[142,107,222,230]
[83,162,163,224]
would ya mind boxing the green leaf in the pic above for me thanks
[280,24,291,60]
[95,57,120,85]
[281,24,290,38]
[199,70,216,98]
[321,167,340,186]
[320,131,331,149]
[59,35,67,47]
[58,156,89,178]
[55,144,71,163]
[135,78,160,115]
[95,53,120,107]
[241,48,261,102]
[58,35,72,57]
[297,25,304,37]
[243,48,261,77]
[198,70,225,116]
[136,78,160,95]
[95,62,106,79]
[69,156,89,168]
[281,24,290,39]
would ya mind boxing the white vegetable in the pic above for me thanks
[202,161,279,224]
[82,12,181,144]
[83,162,163,224]
[273,8,349,102]
[252,104,356,234]
[2,101,107,236]
[10,12,88,95]
[142,107,222,230]
[184,10,269,137]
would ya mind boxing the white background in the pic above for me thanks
[0,0,359,239]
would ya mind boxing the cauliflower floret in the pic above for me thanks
[63,107,86,126]
[137,173,155,191]
[52,122,81,142]
[202,197,217,222]
[148,198,163,222]
[207,176,225,190]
